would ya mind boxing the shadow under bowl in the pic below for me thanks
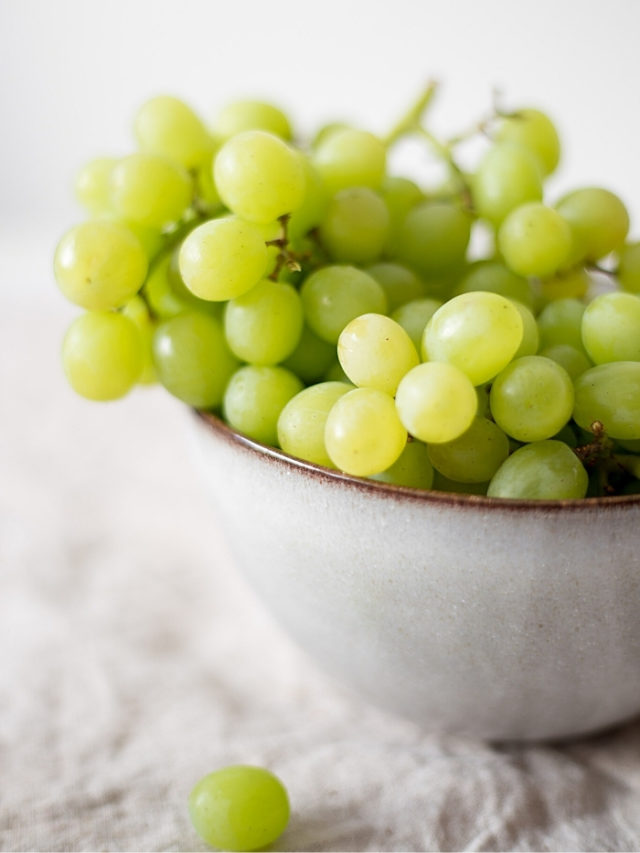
[189,410,640,742]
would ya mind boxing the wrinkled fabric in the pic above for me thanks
[2,295,640,853]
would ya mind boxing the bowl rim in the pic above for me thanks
[194,409,640,513]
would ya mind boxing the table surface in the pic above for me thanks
[2,233,640,852]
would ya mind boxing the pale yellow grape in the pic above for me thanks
[74,157,118,215]
[338,313,419,395]
[54,220,147,311]
[214,130,305,224]
[134,95,212,168]
[110,153,193,228]
[618,243,640,293]
[277,381,352,467]
[313,128,386,194]
[179,217,269,301]
[62,311,142,401]
[422,292,523,385]
[214,100,292,140]
[395,362,477,444]
[324,388,407,476]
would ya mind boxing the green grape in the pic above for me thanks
[618,438,640,453]
[194,148,223,212]
[54,220,147,310]
[391,297,442,351]
[511,300,539,357]
[556,187,629,263]
[214,130,305,223]
[313,127,386,194]
[422,291,523,385]
[121,295,156,384]
[214,100,293,140]
[427,416,510,483]
[372,439,434,489]
[153,312,239,408]
[62,311,142,401]
[379,175,424,256]
[475,383,491,417]
[277,381,352,467]
[365,262,425,311]
[454,260,533,309]
[288,157,329,242]
[539,267,590,302]
[319,187,389,264]
[134,95,212,168]
[489,355,574,442]
[395,362,477,444]
[122,221,165,262]
[472,142,543,225]
[537,297,586,351]
[179,216,269,301]
[189,765,290,853]
[110,153,193,229]
[324,387,407,476]
[496,108,561,176]
[324,359,351,383]
[488,440,588,500]
[396,201,471,276]
[143,253,193,319]
[431,471,489,495]
[498,202,572,277]
[581,291,640,364]
[224,279,304,365]
[337,313,419,395]
[618,242,640,293]
[573,362,640,439]
[223,365,303,445]
[281,325,336,383]
[74,157,118,215]
[539,344,592,380]
[300,265,387,344]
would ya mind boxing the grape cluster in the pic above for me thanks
[54,89,640,500]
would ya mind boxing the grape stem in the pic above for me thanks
[383,80,439,148]
[383,81,476,211]
[573,421,629,495]
[266,214,302,280]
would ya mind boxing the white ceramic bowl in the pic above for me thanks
[190,410,640,742]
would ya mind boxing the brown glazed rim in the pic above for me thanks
[195,409,640,513]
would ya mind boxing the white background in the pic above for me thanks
[1,0,639,241]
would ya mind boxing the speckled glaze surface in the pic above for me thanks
[189,411,640,742]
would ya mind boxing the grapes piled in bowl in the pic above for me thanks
[54,88,640,740]
[55,86,640,500]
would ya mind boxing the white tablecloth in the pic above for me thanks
[2,249,640,851]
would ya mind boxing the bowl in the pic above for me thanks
[189,410,640,742]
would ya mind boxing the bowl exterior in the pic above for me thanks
[190,413,640,741]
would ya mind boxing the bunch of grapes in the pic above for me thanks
[54,86,640,500]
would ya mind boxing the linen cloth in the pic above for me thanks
[2,239,640,852]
